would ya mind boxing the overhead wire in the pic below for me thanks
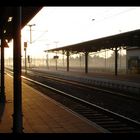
[27,8,137,45]
[31,29,48,43]
[94,8,136,24]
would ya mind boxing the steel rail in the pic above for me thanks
[5,69,140,132]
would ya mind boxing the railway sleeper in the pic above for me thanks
[79,112,100,115]
[89,118,114,121]
[108,127,136,131]
[73,109,95,112]
[74,108,96,111]
[85,114,106,118]
[101,123,128,128]
[96,120,120,124]
[82,113,104,116]
[91,113,106,116]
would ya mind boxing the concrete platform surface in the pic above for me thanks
[0,74,104,133]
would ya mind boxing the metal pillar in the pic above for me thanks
[66,50,69,72]
[115,47,118,76]
[62,50,64,67]
[24,48,27,74]
[105,49,106,70]
[47,52,49,69]
[24,42,27,74]
[44,50,49,69]
[80,53,81,68]
[126,47,128,74]
[85,51,88,74]
[0,37,6,102]
[120,47,121,69]
[55,52,58,70]
[12,7,23,133]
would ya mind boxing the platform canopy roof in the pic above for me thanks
[48,29,140,53]
[0,7,42,43]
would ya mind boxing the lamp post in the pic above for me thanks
[26,24,35,71]
[27,24,35,44]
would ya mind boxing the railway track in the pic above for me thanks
[6,69,140,133]
[25,69,140,102]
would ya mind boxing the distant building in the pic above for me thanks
[126,46,140,74]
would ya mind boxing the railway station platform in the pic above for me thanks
[0,74,105,133]
[33,67,140,83]
[31,67,140,95]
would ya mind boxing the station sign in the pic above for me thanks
[24,42,27,51]
[53,55,59,59]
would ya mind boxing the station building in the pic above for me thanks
[127,46,140,74]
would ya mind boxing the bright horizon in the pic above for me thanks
[5,6,140,59]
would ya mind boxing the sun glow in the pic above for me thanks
[5,6,140,60]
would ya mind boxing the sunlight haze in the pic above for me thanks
[5,6,140,59]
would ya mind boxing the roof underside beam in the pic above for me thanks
[47,29,140,53]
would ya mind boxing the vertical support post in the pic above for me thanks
[55,52,57,70]
[24,48,27,74]
[85,51,88,74]
[29,26,32,44]
[24,42,27,74]
[62,50,64,67]
[80,53,81,68]
[0,37,6,102]
[47,51,49,69]
[120,47,121,70]
[13,7,23,133]
[115,47,118,76]
[105,49,106,70]
[126,47,128,74]
[66,50,69,72]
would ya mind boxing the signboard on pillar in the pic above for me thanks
[24,42,27,51]
[53,55,59,59]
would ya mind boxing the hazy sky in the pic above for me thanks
[5,6,140,58]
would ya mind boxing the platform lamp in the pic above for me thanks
[44,50,49,69]
[27,24,36,44]
[24,42,27,74]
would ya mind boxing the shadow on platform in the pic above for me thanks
[0,102,5,122]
